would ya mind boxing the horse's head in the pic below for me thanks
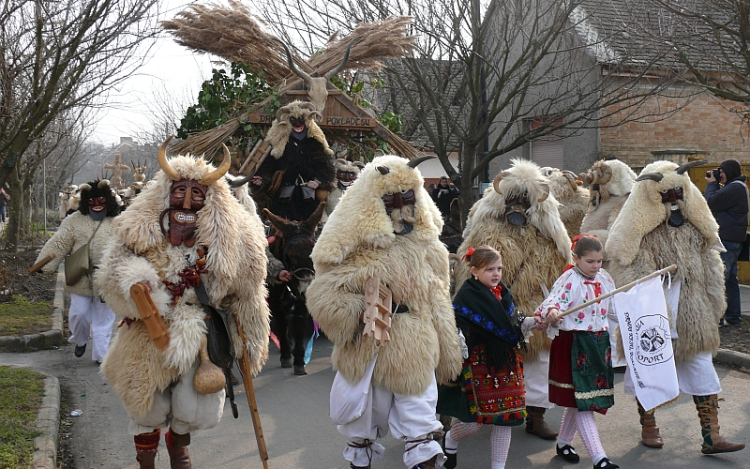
[264,202,326,295]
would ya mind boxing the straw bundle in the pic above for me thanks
[310,16,418,75]
[163,2,419,159]
[162,0,312,85]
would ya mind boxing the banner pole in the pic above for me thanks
[557,264,677,319]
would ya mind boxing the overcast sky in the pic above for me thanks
[90,1,213,146]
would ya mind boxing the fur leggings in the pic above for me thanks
[558,408,607,464]
[445,422,511,469]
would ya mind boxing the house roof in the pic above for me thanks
[577,0,738,73]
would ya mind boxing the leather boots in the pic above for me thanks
[165,429,192,469]
[525,406,558,440]
[637,400,663,448]
[694,395,745,454]
[134,429,160,469]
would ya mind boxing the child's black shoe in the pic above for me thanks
[594,458,619,469]
[556,444,580,463]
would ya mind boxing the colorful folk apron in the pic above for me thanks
[549,330,614,414]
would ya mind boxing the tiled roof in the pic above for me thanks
[578,0,738,73]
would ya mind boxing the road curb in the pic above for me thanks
[0,266,65,352]
[715,348,750,370]
[31,375,60,469]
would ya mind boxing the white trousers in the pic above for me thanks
[128,362,226,436]
[68,294,116,362]
[523,349,553,408]
[337,374,444,468]
[624,351,721,397]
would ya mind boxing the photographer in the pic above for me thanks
[705,159,749,326]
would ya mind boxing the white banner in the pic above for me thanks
[615,276,679,411]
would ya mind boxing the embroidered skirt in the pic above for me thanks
[549,330,614,415]
[437,345,526,426]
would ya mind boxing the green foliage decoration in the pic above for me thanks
[177,62,280,143]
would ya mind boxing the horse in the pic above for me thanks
[262,202,326,375]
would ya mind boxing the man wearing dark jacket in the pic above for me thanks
[705,159,749,326]
[432,176,460,220]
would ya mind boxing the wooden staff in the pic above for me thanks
[27,255,55,274]
[234,316,270,469]
[557,264,677,319]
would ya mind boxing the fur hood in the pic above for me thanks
[606,160,722,266]
[265,100,333,158]
[466,159,570,260]
[313,154,444,266]
[581,159,636,209]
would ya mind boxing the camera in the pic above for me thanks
[706,169,721,180]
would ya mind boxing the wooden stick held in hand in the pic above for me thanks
[130,283,170,350]
[27,255,55,274]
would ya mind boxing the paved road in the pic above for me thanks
[3,336,750,469]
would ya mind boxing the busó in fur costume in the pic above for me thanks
[579,159,636,246]
[95,139,270,468]
[307,155,462,469]
[455,159,571,440]
[252,100,335,221]
[605,160,744,454]
[541,167,589,238]
[35,179,119,363]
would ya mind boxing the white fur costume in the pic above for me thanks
[606,160,725,398]
[96,155,270,432]
[308,155,462,467]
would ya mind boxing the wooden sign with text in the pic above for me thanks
[246,113,376,130]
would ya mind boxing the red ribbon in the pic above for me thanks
[462,246,475,261]
[490,284,503,300]
[584,280,602,301]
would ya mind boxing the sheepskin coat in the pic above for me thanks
[96,156,270,419]
[307,155,462,397]
[542,168,590,238]
[35,212,114,297]
[580,159,636,246]
[456,160,571,359]
[606,160,724,361]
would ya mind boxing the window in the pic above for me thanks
[529,118,564,168]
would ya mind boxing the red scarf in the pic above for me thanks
[490,284,503,300]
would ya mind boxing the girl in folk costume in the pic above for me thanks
[438,246,544,469]
[33,179,120,364]
[537,234,620,469]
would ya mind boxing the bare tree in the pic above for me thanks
[255,0,689,214]
[628,0,750,107]
[0,0,160,250]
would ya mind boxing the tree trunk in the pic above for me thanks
[3,171,23,252]
[458,144,479,226]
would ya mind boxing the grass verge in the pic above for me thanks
[0,296,53,336]
[0,366,44,469]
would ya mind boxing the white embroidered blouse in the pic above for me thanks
[535,268,617,333]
